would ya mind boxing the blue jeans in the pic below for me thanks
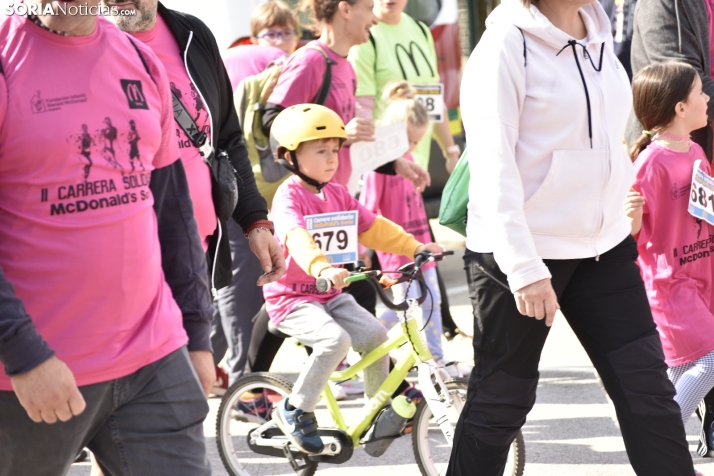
[0,347,210,476]
[210,219,266,386]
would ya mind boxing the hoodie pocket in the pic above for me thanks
[523,149,609,237]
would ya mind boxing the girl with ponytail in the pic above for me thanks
[359,81,468,377]
[627,61,714,441]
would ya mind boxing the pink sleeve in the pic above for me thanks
[272,187,307,241]
[349,194,377,234]
[0,72,6,131]
[633,160,657,243]
[268,49,323,107]
[359,171,385,215]
[139,42,179,170]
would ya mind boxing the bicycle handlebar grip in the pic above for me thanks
[316,277,332,293]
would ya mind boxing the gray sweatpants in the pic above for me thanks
[276,293,390,412]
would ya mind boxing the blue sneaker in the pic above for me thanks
[274,397,324,454]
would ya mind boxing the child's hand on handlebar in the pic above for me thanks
[319,267,351,289]
[415,243,445,256]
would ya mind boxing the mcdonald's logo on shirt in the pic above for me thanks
[120,79,149,110]
[394,42,435,81]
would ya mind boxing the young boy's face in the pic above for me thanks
[290,138,341,185]
[251,24,298,55]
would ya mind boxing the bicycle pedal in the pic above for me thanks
[282,442,308,472]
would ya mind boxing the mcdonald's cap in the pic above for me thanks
[271,104,347,152]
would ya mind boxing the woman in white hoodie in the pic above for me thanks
[447,0,696,474]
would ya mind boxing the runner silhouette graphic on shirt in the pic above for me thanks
[77,124,94,179]
[189,83,204,123]
[127,120,144,172]
[30,90,45,113]
[100,117,123,174]
[170,81,182,102]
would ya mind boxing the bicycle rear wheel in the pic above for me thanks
[216,372,318,476]
[411,377,525,476]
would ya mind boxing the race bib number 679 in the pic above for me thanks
[304,211,359,264]
[688,159,714,225]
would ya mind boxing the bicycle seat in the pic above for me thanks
[267,319,290,340]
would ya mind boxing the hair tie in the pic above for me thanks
[642,130,652,136]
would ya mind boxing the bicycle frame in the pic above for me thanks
[320,307,434,447]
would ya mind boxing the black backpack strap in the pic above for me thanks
[127,35,212,158]
[369,31,377,70]
[305,44,335,106]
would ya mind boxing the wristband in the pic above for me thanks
[244,220,275,239]
[446,144,461,156]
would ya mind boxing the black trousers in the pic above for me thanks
[446,236,694,476]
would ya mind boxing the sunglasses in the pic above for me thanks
[256,29,298,42]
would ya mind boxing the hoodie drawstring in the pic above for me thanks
[556,41,605,148]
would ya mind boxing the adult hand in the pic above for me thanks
[344,117,375,145]
[188,350,216,398]
[319,267,351,289]
[415,242,445,256]
[394,158,431,193]
[514,278,559,326]
[10,356,86,424]
[358,251,372,269]
[248,229,286,286]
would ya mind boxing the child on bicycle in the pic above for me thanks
[626,61,714,456]
[360,81,465,378]
[264,104,442,454]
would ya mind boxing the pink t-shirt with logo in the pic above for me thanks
[268,41,357,188]
[263,176,376,324]
[360,154,434,273]
[131,15,216,247]
[222,44,287,91]
[634,141,714,366]
[0,16,186,389]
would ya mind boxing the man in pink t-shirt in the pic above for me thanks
[0,7,214,475]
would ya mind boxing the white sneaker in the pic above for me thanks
[329,381,347,401]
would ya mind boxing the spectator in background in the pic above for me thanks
[211,0,299,395]
[348,0,461,173]
[625,0,714,162]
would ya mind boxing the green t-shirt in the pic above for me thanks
[348,14,440,169]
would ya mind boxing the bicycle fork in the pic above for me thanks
[417,361,457,445]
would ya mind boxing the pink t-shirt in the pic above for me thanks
[263,176,376,324]
[268,41,357,188]
[360,154,434,273]
[222,44,287,91]
[0,16,187,389]
[131,15,216,247]
[634,142,714,366]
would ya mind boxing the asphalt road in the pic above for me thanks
[69,225,714,475]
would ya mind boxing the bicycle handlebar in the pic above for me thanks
[315,251,453,311]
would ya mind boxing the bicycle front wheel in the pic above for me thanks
[216,372,318,476]
[411,377,525,476]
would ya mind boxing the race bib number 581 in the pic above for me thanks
[688,159,714,225]
[305,211,359,264]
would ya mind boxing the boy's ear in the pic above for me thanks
[283,149,295,166]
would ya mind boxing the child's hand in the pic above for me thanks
[624,189,645,220]
[415,242,445,257]
[319,267,351,289]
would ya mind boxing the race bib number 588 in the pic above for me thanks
[305,211,359,264]
[688,159,714,225]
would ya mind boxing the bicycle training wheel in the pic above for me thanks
[216,372,318,476]
[411,377,525,476]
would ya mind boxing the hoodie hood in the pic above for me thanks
[486,0,612,49]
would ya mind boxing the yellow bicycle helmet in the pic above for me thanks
[270,104,347,190]
[271,104,347,151]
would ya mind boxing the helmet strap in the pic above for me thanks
[279,150,328,192]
